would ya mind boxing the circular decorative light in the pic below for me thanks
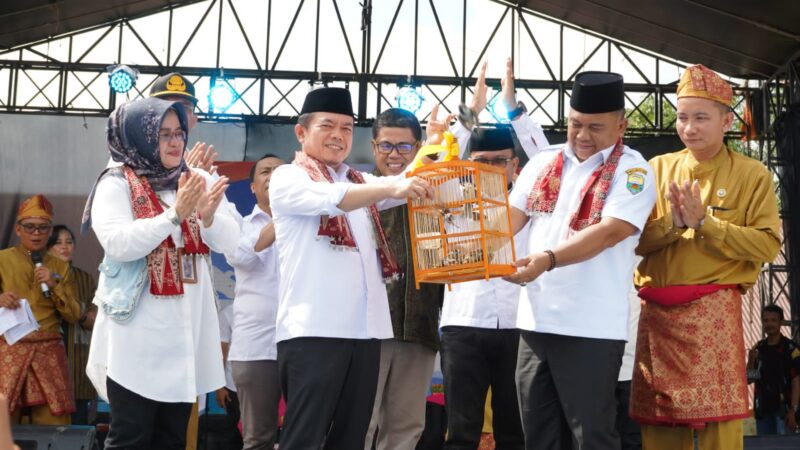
[396,86,424,113]
[108,65,138,94]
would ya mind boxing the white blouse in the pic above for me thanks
[87,168,240,403]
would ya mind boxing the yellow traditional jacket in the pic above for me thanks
[635,146,782,291]
[0,245,80,332]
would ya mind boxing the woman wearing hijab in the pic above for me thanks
[83,97,240,450]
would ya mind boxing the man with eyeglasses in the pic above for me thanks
[427,58,546,449]
[364,108,445,450]
[0,194,80,425]
[439,126,538,450]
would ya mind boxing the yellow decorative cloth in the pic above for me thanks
[16,194,53,221]
[630,289,748,426]
[0,330,75,416]
[676,64,733,107]
[635,147,781,291]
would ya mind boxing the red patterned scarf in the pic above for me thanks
[123,166,209,296]
[292,151,401,282]
[527,139,624,232]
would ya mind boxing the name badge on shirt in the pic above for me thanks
[178,249,198,284]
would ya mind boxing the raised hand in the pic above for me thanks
[425,104,455,146]
[175,171,205,220]
[500,57,517,113]
[197,176,230,227]
[185,142,219,174]
[469,61,489,116]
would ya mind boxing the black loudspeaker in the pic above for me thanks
[13,441,38,450]
[12,425,96,450]
[744,433,800,449]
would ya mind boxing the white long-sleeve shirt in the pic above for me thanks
[225,205,280,361]
[87,168,240,403]
[508,144,656,340]
[441,114,548,330]
[269,163,405,343]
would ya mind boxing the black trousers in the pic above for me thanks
[441,326,524,450]
[277,337,381,450]
[221,388,244,450]
[104,377,194,450]
[614,381,641,450]
[516,331,624,450]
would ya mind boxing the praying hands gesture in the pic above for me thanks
[668,180,705,229]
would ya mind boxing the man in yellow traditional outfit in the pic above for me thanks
[631,65,782,449]
[0,194,80,425]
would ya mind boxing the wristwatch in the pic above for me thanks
[458,103,478,130]
[507,101,526,121]
[165,207,181,226]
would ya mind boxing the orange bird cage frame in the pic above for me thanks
[405,132,517,288]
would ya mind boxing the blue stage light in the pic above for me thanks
[209,80,236,112]
[488,94,509,122]
[396,86,424,113]
[108,65,138,94]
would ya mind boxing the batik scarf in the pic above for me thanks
[526,139,624,232]
[293,151,401,282]
[123,165,208,296]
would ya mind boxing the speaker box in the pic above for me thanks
[12,425,96,450]
[744,433,800,449]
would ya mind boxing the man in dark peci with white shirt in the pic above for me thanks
[269,87,434,450]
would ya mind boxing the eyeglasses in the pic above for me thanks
[19,223,52,235]
[471,157,515,167]
[158,130,186,143]
[374,141,416,154]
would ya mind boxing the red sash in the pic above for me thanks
[526,139,624,232]
[638,284,738,306]
[292,151,401,282]
[123,166,209,296]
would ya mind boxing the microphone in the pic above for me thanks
[30,251,51,298]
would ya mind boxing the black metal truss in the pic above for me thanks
[756,54,800,340]
[0,0,753,136]
[0,0,790,327]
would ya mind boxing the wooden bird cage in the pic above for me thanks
[407,160,517,288]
